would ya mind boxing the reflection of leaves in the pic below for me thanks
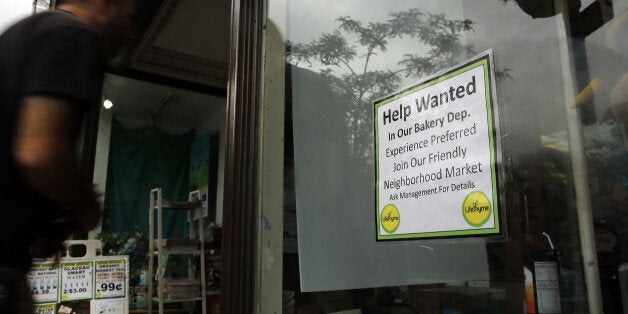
[291,31,357,67]
[392,12,476,78]
[496,67,514,81]
[337,17,391,52]
[398,54,437,77]
[288,9,476,158]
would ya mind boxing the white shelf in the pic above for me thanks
[156,200,202,210]
[153,239,200,255]
[152,296,203,304]
[153,249,201,255]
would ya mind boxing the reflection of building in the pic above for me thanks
[33,0,53,14]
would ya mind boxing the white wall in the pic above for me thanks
[0,0,31,34]
[88,106,114,239]
[196,105,227,225]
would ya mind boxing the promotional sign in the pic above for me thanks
[60,261,93,301]
[95,260,126,299]
[28,262,59,303]
[33,303,56,314]
[374,51,502,240]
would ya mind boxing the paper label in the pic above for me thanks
[94,260,126,299]
[27,263,59,303]
[33,303,56,314]
[60,261,93,301]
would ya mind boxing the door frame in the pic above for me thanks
[220,0,265,312]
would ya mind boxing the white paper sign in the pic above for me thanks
[94,260,126,299]
[60,261,93,301]
[375,51,501,240]
[28,263,59,303]
[91,298,126,314]
[534,261,561,313]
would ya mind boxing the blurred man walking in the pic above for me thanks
[0,0,135,312]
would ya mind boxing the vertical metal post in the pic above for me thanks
[188,190,207,314]
[188,196,193,281]
[221,0,264,311]
[186,195,193,314]
[553,0,603,312]
[148,189,156,314]
[196,190,207,314]
[157,188,164,314]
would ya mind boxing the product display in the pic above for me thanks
[28,240,128,314]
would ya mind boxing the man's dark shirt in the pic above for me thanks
[0,10,104,269]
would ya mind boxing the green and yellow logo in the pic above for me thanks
[381,204,400,233]
[462,191,491,227]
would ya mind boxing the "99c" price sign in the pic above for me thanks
[95,260,126,299]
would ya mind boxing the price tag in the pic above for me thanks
[27,263,59,303]
[95,260,126,299]
[60,261,93,301]
[33,303,56,314]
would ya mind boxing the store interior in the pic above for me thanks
[69,0,229,311]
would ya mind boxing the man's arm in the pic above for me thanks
[12,95,100,232]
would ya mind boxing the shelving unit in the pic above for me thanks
[148,188,207,314]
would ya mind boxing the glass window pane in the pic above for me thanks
[268,0,628,312]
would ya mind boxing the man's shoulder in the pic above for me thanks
[5,10,94,38]
[38,10,93,31]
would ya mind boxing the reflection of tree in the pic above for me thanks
[287,9,475,158]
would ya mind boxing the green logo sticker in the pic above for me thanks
[381,204,401,233]
[462,191,491,227]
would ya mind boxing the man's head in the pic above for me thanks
[57,0,136,56]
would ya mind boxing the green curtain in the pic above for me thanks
[104,123,194,238]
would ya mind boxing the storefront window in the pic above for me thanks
[263,0,628,313]
[92,74,227,311]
